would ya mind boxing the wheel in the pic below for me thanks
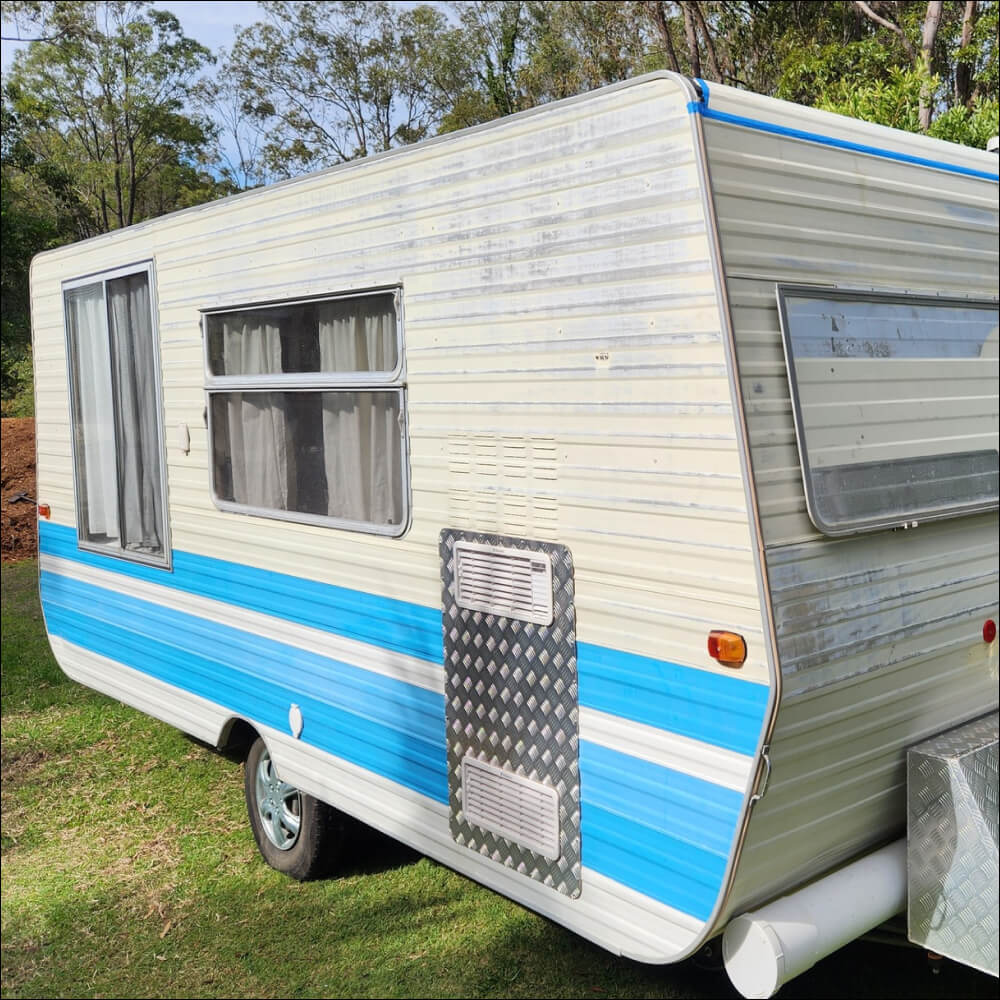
[243,736,343,880]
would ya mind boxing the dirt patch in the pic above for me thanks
[0,746,51,784]
[1,418,37,562]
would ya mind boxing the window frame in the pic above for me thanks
[201,286,411,537]
[62,260,172,569]
[776,282,999,537]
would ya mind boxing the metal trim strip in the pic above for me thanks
[688,78,999,183]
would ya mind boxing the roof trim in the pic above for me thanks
[688,77,999,183]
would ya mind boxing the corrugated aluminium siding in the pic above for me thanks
[31,76,771,960]
[32,77,766,683]
[697,82,1000,917]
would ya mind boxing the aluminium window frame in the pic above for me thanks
[201,285,411,537]
[62,259,173,569]
[776,283,1000,537]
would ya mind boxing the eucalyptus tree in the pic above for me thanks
[4,1,221,236]
[227,1,473,176]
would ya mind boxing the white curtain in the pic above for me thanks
[222,319,291,509]
[108,274,163,554]
[318,300,401,525]
[66,284,119,543]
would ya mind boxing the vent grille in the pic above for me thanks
[462,756,561,860]
[453,541,553,625]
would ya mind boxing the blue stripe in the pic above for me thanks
[41,559,747,920]
[686,79,998,183]
[578,642,767,756]
[41,570,449,802]
[40,521,442,664]
[39,521,768,755]
[580,742,741,920]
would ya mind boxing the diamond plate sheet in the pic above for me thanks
[440,529,581,898]
[907,712,999,976]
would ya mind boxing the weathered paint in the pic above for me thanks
[695,80,999,922]
[31,75,771,963]
[29,70,999,960]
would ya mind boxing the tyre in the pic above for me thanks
[243,736,343,880]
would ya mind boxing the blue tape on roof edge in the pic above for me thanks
[687,93,998,183]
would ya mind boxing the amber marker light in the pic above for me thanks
[37,504,51,520]
[708,630,747,668]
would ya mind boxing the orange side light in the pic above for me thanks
[708,630,747,668]
[37,504,51,520]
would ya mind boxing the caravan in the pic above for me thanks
[30,74,998,996]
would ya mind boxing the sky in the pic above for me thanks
[1,2,264,70]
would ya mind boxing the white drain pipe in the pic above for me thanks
[722,840,907,999]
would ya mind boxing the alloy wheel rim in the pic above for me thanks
[255,748,302,850]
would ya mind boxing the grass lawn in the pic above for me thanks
[2,557,995,999]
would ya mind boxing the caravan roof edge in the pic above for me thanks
[28,71,693,268]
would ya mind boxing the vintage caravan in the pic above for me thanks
[30,74,998,996]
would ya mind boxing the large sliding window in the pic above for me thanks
[63,262,169,565]
[777,285,999,536]
[203,289,408,535]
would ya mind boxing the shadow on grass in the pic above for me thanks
[4,824,999,1000]
[337,819,421,879]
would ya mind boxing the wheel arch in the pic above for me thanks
[216,716,259,760]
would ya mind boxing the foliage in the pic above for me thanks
[929,94,1000,145]
[771,2,999,139]
[226,1,471,175]
[0,345,34,415]
[1,1,234,408]
[4,1,224,236]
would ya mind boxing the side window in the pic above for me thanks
[777,284,999,536]
[63,263,169,564]
[203,290,408,535]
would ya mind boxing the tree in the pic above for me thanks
[228,1,472,176]
[4,1,221,237]
[202,51,273,192]
[774,1,998,140]
[518,2,656,105]
[1,1,227,412]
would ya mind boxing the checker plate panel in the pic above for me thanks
[440,529,581,898]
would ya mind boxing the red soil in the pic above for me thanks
[1,418,38,562]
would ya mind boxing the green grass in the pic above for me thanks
[1,557,995,999]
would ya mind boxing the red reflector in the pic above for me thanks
[985,619,997,644]
[37,504,51,520]
[708,630,747,668]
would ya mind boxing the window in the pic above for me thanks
[203,289,408,535]
[777,285,999,536]
[63,262,169,565]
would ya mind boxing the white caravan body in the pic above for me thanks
[30,73,999,965]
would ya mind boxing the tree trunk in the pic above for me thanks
[691,2,723,82]
[918,1,944,131]
[682,3,702,78]
[954,1,977,107]
[649,2,680,73]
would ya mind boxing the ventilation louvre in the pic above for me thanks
[462,756,561,861]
[453,540,553,625]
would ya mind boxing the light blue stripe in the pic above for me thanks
[578,642,767,755]
[39,521,768,755]
[41,569,449,802]
[42,561,744,919]
[686,77,999,183]
[40,521,442,663]
[580,742,741,920]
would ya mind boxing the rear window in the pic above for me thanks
[776,285,998,536]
